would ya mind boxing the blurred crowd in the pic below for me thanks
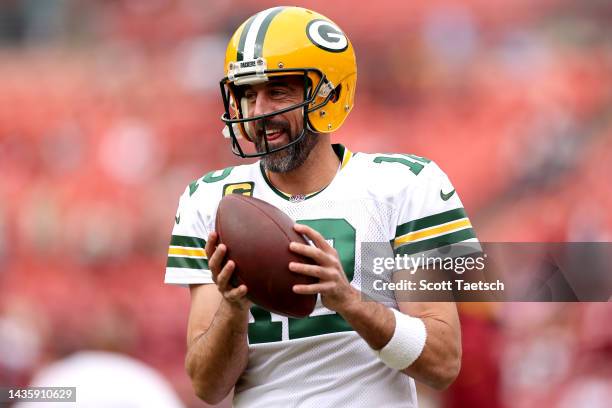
[0,1,610,407]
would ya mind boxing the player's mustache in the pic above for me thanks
[255,119,290,136]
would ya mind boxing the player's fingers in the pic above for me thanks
[224,284,248,302]
[215,259,235,290]
[205,232,218,260]
[292,281,334,295]
[208,243,227,278]
[289,241,331,265]
[293,224,334,254]
[289,262,327,279]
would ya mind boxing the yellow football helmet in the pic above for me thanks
[220,6,357,157]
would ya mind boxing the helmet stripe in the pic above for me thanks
[236,16,255,62]
[253,7,285,59]
[241,7,285,61]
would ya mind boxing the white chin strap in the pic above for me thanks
[220,97,256,141]
[222,123,240,139]
[240,97,256,141]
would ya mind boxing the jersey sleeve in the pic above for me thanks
[164,185,214,286]
[392,161,480,259]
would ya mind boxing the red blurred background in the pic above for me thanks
[0,0,611,407]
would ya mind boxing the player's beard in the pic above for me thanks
[255,119,318,173]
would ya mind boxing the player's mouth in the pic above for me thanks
[264,128,286,143]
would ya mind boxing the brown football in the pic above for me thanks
[215,194,317,318]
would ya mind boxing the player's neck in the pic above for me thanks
[266,136,339,196]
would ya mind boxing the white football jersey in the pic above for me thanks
[165,144,478,407]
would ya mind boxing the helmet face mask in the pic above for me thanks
[220,7,357,159]
[220,67,336,158]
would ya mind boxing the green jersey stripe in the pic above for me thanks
[395,208,468,237]
[395,228,476,256]
[167,256,209,270]
[170,235,206,248]
[332,143,346,161]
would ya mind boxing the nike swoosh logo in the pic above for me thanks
[175,214,181,224]
[440,189,455,201]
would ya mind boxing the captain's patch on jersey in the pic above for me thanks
[223,182,255,197]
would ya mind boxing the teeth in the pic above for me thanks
[265,129,282,135]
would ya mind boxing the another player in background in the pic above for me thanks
[165,7,478,407]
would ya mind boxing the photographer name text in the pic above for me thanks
[373,279,504,291]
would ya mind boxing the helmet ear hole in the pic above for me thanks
[330,84,341,103]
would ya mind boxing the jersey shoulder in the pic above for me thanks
[347,151,447,197]
[186,162,260,201]
[176,162,260,225]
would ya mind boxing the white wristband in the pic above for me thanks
[374,308,427,370]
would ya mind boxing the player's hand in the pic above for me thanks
[289,224,360,313]
[206,232,251,311]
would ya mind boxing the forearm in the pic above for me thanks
[337,293,395,350]
[401,315,461,389]
[186,300,250,404]
[339,293,461,389]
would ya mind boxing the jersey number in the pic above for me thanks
[248,219,356,344]
[373,154,430,176]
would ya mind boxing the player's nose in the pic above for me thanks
[252,92,274,118]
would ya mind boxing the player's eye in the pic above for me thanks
[269,87,288,99]
[243,90,257,101]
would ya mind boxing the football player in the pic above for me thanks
[166,6,478,407]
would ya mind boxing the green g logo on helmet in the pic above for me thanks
[306,19,348,52]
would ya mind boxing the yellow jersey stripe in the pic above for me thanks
[394,218,472,247]
[168,247,207,258]
[341,149,353,170]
